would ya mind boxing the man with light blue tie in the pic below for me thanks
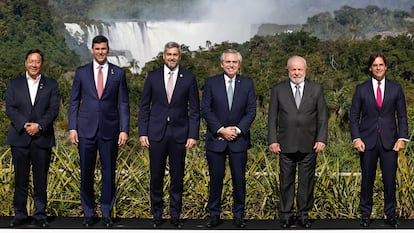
[202,49,256,229]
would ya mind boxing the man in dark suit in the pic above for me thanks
[68,35,130,228]
[268,55,328,229]
[6,49,60,228]
[138,41,200,228]
[350,53,408,228]
[202,49,256,228]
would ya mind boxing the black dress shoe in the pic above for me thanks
[171,217,184,228]
[102,217,114,227]
[151,217,163,228]
[9,218,27,228]
[206,215,221,228]
[385,217,399,228]
[82,217,94,227]
[298,218,312,228]
[280,219,293,228]
[360,217,370,227]
[233,218,247,228]
[37,219,49,228]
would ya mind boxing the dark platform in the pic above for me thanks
[0,216,413,230]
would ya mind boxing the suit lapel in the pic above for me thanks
[33,77,46,106]
[381,79,392,110]
[18,76,32,106]
[284,80,297,108]
[300,80,311,108]
[170,68,184,103]
[87,63,98,98]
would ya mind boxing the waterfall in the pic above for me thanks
[64,21,259,72]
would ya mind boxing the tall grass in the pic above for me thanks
[0,120,414,219]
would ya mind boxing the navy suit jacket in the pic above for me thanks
[6,75,60,148]
[68,62,130,139]
[350,78,408,150]
[138,66,200,142]
[202,74,256,152]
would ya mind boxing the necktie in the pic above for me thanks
[97,65,103,99]
[376,80,382,109]
[294,84,301,109]
[167,71,174,103]
[227,79,234,110]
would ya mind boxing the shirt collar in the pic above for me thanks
[94,60,108,70]
[164,65,179,74]
[26,72,41,81]
[224,73,236,82]
[372,77,385,84]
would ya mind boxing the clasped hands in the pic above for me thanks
[218,126,238,141]
[24,122,40,137]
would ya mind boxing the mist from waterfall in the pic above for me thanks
[63,0,412,72]
[64,21,259,72]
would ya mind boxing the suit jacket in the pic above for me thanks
[68,62,130,140]
[138,66,200,142]
[6,75,60,148]
[268,78,328,153]
[202,74,256,152]
[349,78,408,150]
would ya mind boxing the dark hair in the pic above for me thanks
[92,35,109,48]
[368,52,387,67]
[25,49,44,62]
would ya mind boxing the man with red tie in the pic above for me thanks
[68,35,130,228]
[350,53,408,228]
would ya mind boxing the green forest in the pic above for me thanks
[1,0,414,219]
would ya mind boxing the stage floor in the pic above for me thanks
[0,216,413,230]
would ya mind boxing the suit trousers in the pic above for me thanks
[11,144,51,221]
[359,137,397,218]
[206,148,247,219]
[149,125,186,218]
[279,152,316,221]
[78,136,118,218]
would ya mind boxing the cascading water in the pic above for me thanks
[64,21,259,72]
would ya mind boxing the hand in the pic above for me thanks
[69,130,79,145]
[393,139,405,152]
[118,132,128,146]
[185,138,197,149]
[353,139,365,153]
[24,122,40,137]
[313,142,326,153]
[139,136,149,148]
[219,126,238,141]
[269,143,281,154]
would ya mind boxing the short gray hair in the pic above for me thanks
[220,49,242,63]
[287,55,307,68]
[164,41,181,54]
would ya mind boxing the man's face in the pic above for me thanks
[221,53,240,78]
[163,47,181,70]
[370,57,387,81]
[92,42,109,65]
[25,52,42,79]
[288,58,307,84]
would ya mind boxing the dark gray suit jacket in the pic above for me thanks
[267,78,328,153]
